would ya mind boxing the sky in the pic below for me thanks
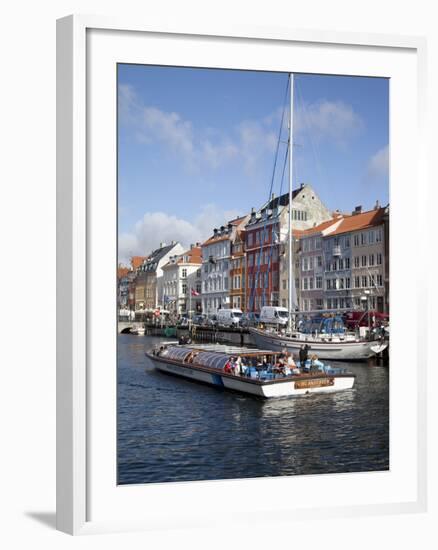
[118,65,389,264]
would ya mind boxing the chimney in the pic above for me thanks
[220,225,225,234]
[374,200,380,210]
[159,242,166,248]
[352,206,362,215]
[171,240,176,245]
[213,228,218,236]
[300,183,305,189]
[196,242,201,247]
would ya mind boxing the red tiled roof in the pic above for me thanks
[131,256,146,270]
[299,218,342,237]
[117,266,129,279]
[329,208,385,236]
[177,246,202,264]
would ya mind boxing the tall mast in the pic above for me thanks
[288,73,294,332]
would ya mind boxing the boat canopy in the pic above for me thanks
[192,351,230,370]
[298,315,346,335]
[165,347,193,361]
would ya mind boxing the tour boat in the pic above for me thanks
[249,326,387,361]
[146,344,356,398]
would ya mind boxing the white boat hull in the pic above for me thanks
[148,356,355,398]
[249,328,387,361]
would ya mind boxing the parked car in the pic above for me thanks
[259,306,289,327]
[216,308,243,328]
[240,312,260,327]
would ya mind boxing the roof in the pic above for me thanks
[162,246,202,269]
[329,207,386,236]
[299,217,343,237]
[202,215,248,246]
[131,256,146,270]
[141,243,179,272]
[117,266,130,279]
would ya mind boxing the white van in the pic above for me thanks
[217,308,243,328]
[259,306,290,327]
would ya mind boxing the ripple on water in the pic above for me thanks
[117,334,389,484]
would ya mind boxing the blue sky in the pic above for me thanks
[118,65,388,262]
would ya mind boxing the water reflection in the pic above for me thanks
[118,334,389,484]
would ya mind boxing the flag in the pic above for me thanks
[191,288,200,296]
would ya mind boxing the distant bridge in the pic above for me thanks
[118,321,144,334]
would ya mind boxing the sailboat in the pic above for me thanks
[248,74,388,361]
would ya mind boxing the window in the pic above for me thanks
[376,228,382,242]
[339,298,345,309]
[303,258,308,271]
[332,260,337,271]
[345,258,350,269]
[361,255,367,267]
[315,237,322,250]
[369,231,375,244]
[355,276,360,288]
[317,255,323,267]
[377,253,383,265]
[369,254,375,266]
[326,279,331,290]
[316,298,323,309]
[181,268,187,278]
[345,236,350,248]
[316,276,322,289]
[339,278,344,289]
[326,298,332,309]
[196,268,201,277]
[362,275,367,288]
[282,279,287,290]
[182,284,187,295]
[339,258,344,270]
[353,234,360,246]
[361,232,367,245]
[354,297,361,307]
[370,274,376,287]
[332,298,338,309]
[326,261,331,272]
[196,283,201,294]
[309,277,314,290]
[309,257,314,270]
[255,232,260,244]
[377,274,383,286]
[303,278,308,290]
[345,277,351,289]
[354,256,360,268]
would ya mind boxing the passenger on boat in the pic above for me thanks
[224,359,233,374]
[310,354,319,372]
[299,344,310,366]
[234,356,243,376]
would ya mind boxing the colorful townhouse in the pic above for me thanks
[162,245,202,315]
[201,216,249,314]
[134,241,184,315]
[245,183,332,313]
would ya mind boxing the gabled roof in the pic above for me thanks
[329,207,386,236]
[162,246,202,269]
[142,243,180,272]
[131,256,146,270]
[299,217,343,237]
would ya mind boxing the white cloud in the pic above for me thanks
[367,145,389,178]
[295,100,364,147]
[118,204,241,263]
[118,83,276,173]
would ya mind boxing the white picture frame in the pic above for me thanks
[57,15,428,535]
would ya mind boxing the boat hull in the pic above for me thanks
[147,355,355,398]
[249,328,387,361]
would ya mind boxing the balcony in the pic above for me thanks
[332,245,341,256]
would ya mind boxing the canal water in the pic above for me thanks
[117,334,389,485]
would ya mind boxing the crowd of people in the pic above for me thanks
[222,344,317,378]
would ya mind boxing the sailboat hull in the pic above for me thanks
[249,327,387,361]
